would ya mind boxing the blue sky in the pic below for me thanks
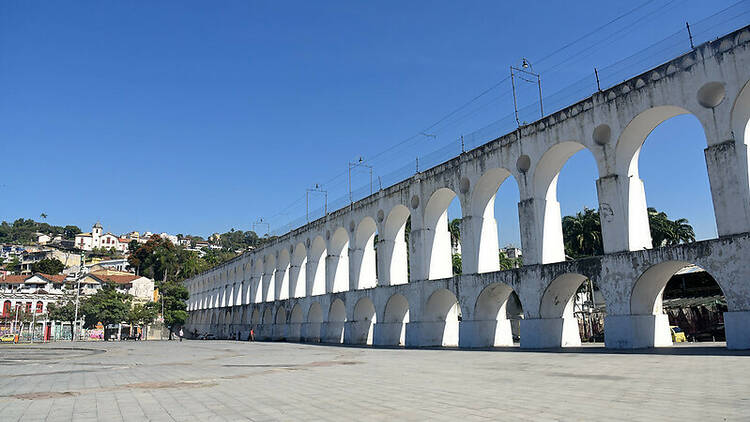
[1,1,745,244]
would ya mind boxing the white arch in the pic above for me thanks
[307,302,323,323]
[328,228,350,293]
[532,141,594,264]
[308,236,326,296]
[263,254,276,302]
[290,303,304,324]
[352,217,378,290]
[383,293,410,346]
[351,297,377,345]
[423,188,458,280]
[540,273,589,319]
[276,249,290,301]
[275,307,287,325]
[262,307,273,325]
[291,242,307,298]
[468,168,516,274]
[328,298,346,322]
[423,288,461,346]
[381,204,410,285]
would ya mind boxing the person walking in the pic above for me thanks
[249,328,255,341]
[179,328,184,342]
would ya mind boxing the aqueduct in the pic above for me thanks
[185,26,750,350]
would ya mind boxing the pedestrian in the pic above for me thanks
[179,328,184,342]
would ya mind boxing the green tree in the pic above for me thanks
[499,250,522,270]
[159,280,189,339]
[562,207,603,259]
[6,256,21,274]
[648,207,696,247]
[452,253,462,275]
[448,218,461,251]
[561,207,696,258]
[46,290,78,341]
[127,302,159,328]
[80,286,132,340]
[62,225,82,239]
[31,258,65,275]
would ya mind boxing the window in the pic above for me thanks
[36,301,43,313]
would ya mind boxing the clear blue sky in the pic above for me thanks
[1,1,746,244]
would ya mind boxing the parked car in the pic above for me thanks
[0,334,17,343]
[201,333,216,340]
[670,326,686,343]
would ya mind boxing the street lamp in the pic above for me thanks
[510,57,544,127]
[348,157,374,204]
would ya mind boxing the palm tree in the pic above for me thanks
[448,218,461,251]
[562,207,603,258]
[40,213,48,220]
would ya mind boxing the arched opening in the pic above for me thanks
[731,80,750,199]
[352,217,378,290]
[325,298,346,344]
[614,106,714,252]
[469,169,523,274]
[539,273,602,347]
[630,261,726,346]
[382,204,411,285]
[252,257,264,303]
[305,302,323,343]
[328,228,350,293]
[250,308,260,325]
[276,249,290,300]
[290,304,304,324]
[308,236,327,296]
[535,141,599,264]
[382,293,410,346]
[423,188,462,279]
[471,283,523,347]
[262,307,273,325]
[263,254,276,302]
[290,243,307,298]
[350,297,376,345]
[308,302,323,323]
[275,307,287,325]
[422,288,461,346]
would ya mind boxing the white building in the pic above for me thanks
[74,222,129,253]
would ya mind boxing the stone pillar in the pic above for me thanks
[518,198,565,265]
[301,322,321,342]
[458,319,513,348]
[376,237,408,286]
[519,318,581,349]
[409,225,452,281]
[287,323,302,342]
[275,266,289,301]
[459,215,500,275]
[325,253,348,293]
[321,322,345,343]
[704,140,750,236]
[603,314,672,349]
[348,245,376,291]
[344,320,373,345]
[373,322,405,346]
[724,311,750,350]
[404,321,458,347]
[288,263,303,298]
[596,174,652,253]
[306,256,325,296]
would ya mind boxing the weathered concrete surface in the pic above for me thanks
[186,26,750,351]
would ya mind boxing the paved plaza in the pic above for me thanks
[0,341,749,421]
